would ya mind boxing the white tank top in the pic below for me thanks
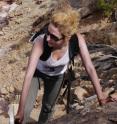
[37,47,69,76]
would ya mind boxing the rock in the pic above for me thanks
[75,104,84,110]
[115,9,117,21]
[103,87,115,97]
[53,104,66,119]
[8,85,15,93]
[0,30,4,35]
[74,86,88,101]
[48,102,117,124]
[110,92,117,101]
[0,1,19,30]
[1,84,15,94]
[0,115,9,124]
[0,87,9,95]
[69,0,98,8]
[111,9,117,22]
[0,2,10,28]
[8,3,19,13]
[69,0,98,18]
[0,99,9,113]
[0,14,8,29]
[78,7,92,18]
[108,32,117,46]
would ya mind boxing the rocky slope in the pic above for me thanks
[0,0,117,124]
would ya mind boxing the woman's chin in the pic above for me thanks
[48,43,53,47]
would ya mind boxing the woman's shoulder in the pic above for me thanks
[70,33,83,42]
[75,32,85,42]
[30,34,45,44]
[76,32,83,38]
[31,34,45,53]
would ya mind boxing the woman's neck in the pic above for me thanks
[53,40,69,50]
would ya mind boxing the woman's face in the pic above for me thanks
[46,23,65,48]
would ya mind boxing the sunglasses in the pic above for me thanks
[46,31,64,42]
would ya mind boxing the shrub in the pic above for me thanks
[97,0,117,17]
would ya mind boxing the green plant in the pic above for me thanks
[97,0,117,17]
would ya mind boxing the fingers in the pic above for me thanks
[99,96,117,106]
[99,98,108,106]
[14,119,20,124]
[14,115,23,124]
[14,118,22,124]
[110,93,117,101]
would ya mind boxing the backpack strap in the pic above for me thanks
[40,34,79,62]
[40,35,53,61]
[29,23,52,61]
[69,34,79,64]
[65,34,79,113]
[29,23,49,43]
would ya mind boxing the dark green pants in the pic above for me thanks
[23,69,64,124]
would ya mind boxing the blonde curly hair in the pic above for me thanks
[51,4,80,38]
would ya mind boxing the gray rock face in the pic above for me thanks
[115,9,117,21]
[69,0,98,8]
[68,0,81,8]
[68,0,98,18]
[0,1,18,30]
[48,102,117,124]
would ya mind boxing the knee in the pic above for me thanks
[42,103,53,113]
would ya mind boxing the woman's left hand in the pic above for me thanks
[99,93,117,106]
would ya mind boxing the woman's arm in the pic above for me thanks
[77,33,106,104]
[16,39,43,121]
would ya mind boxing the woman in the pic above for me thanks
[15,6,108,124]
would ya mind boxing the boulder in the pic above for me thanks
[74,86,88,101]
[48,102,117,124]
[68,0,98,18]
[0,87,9,95]
[108,32,117,46]
[115,9,117,21]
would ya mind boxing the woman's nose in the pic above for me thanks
[47,35,50,41]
